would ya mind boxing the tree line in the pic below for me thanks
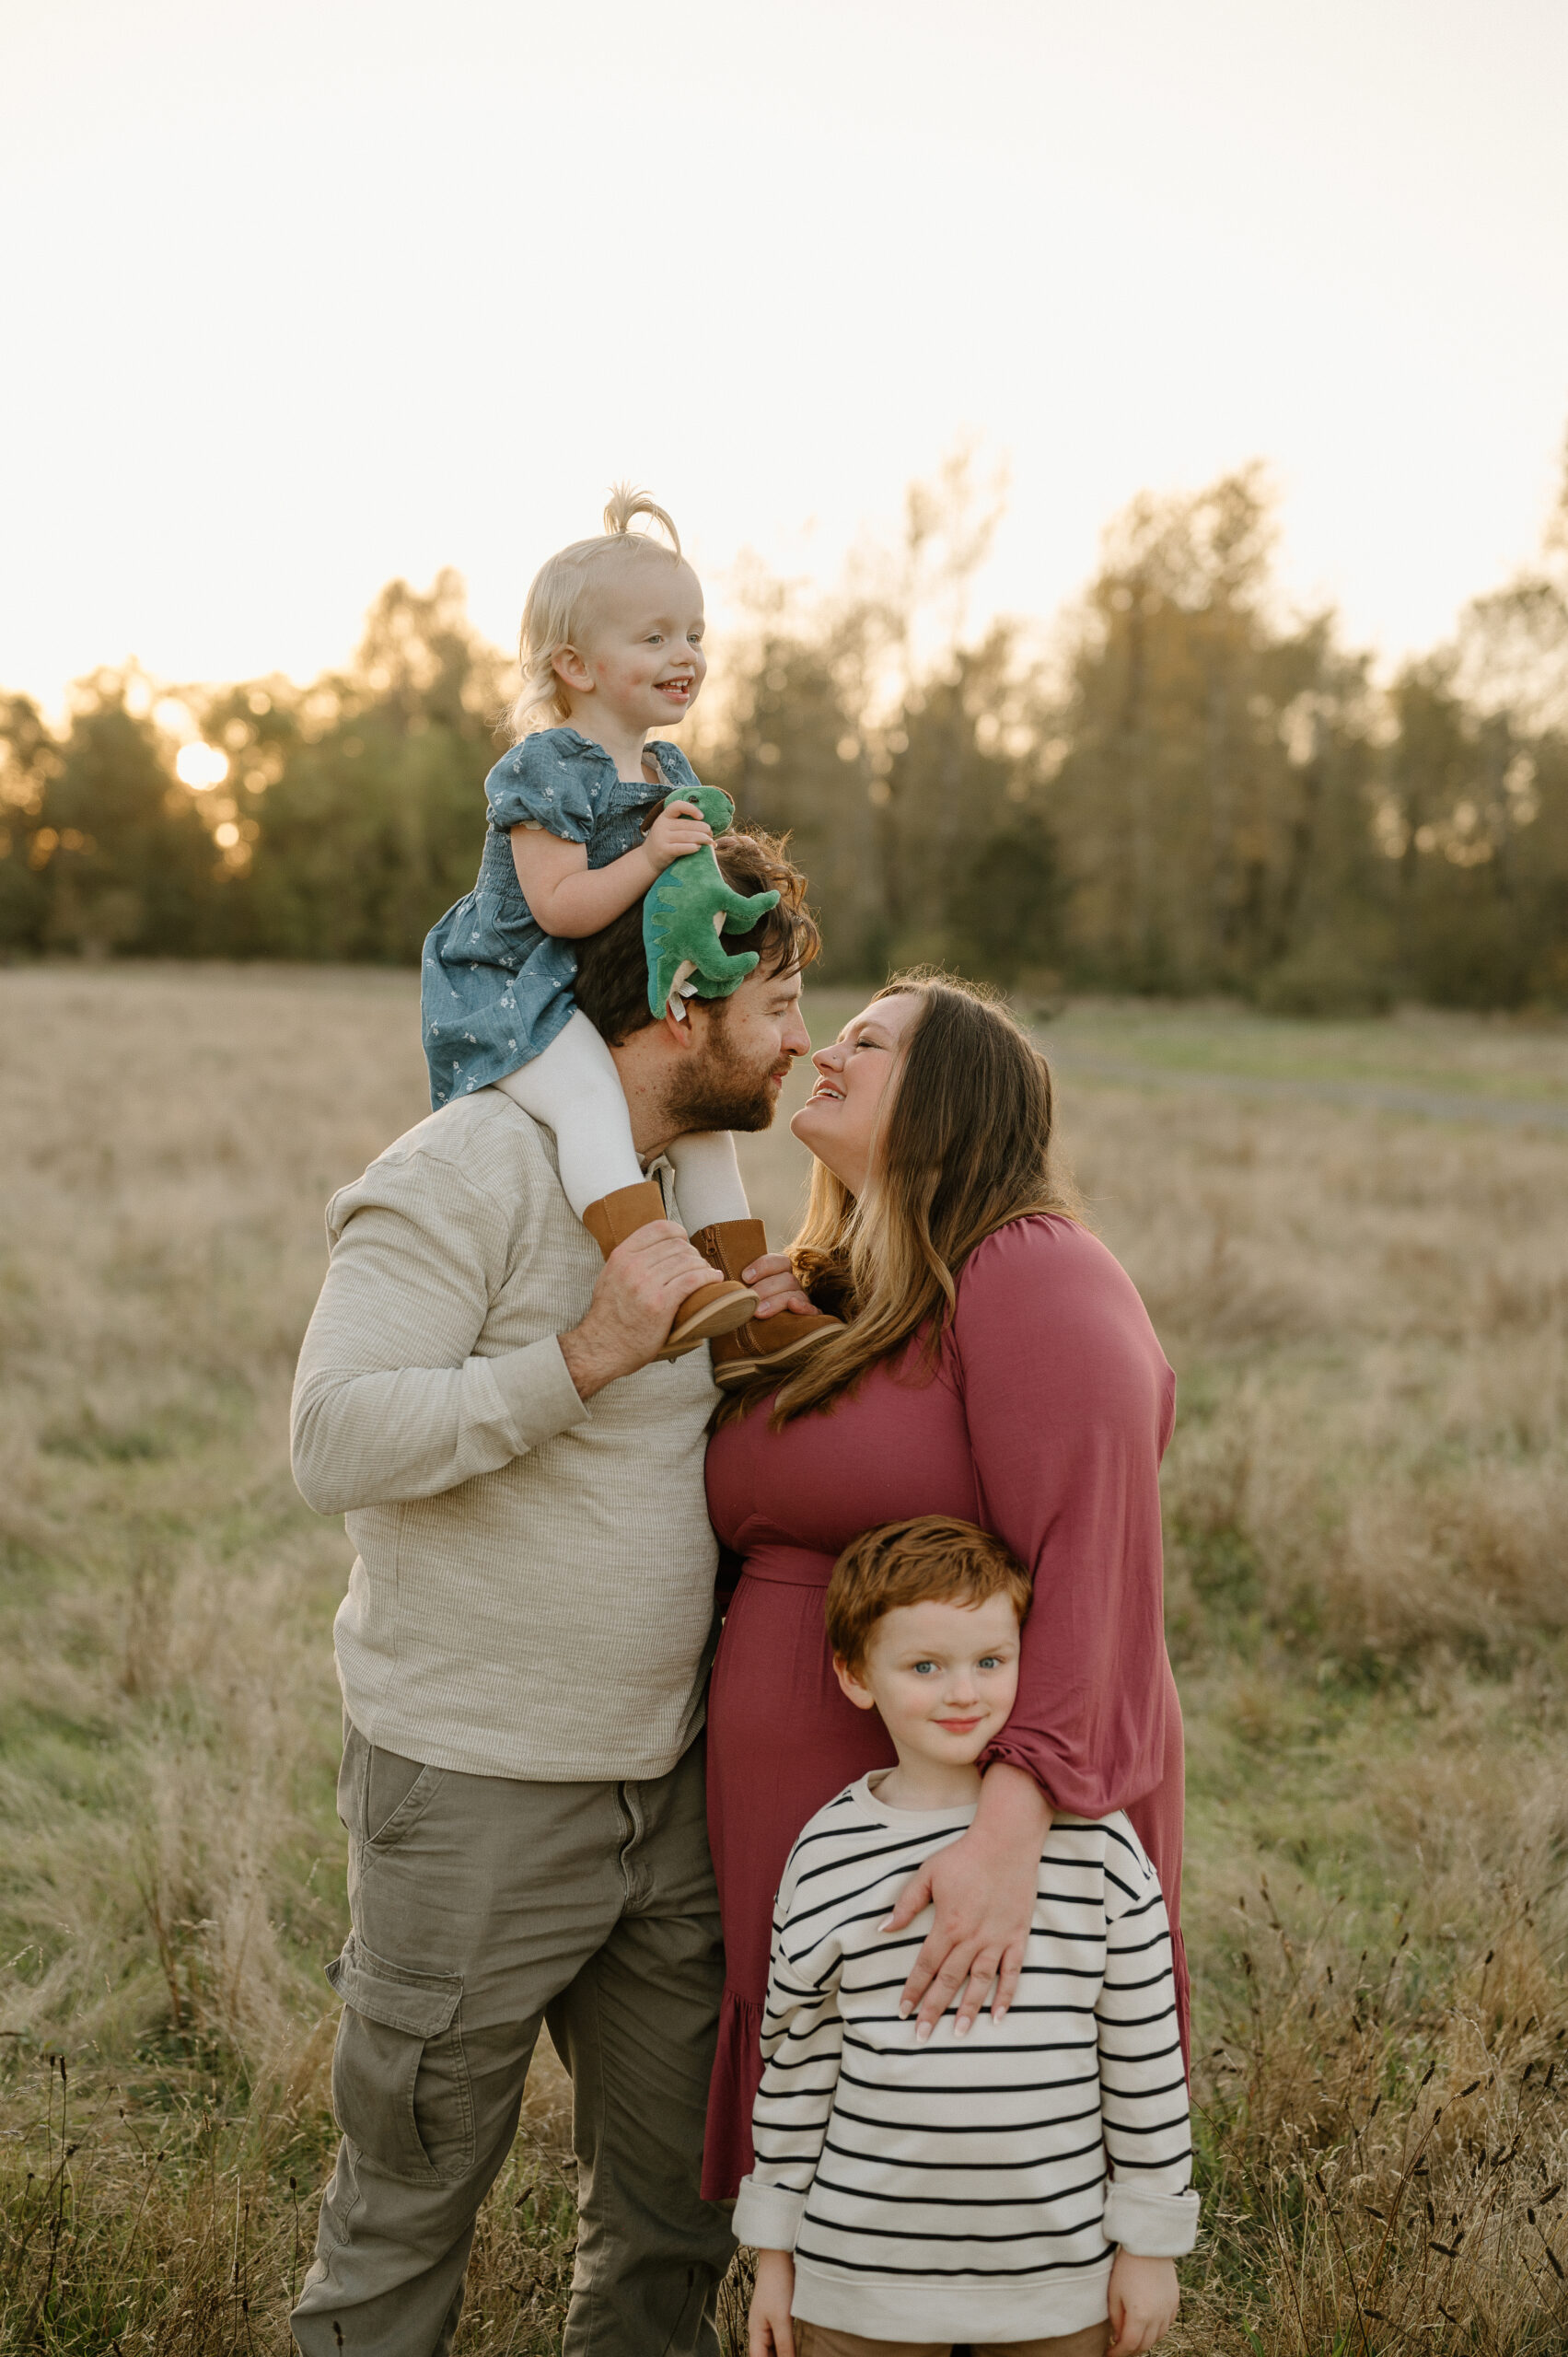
[3,450,1566,1009]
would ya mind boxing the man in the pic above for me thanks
[289,829,819,2357]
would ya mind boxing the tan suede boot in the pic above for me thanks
[581,1181,759,1362]
[689,1218,844,1388]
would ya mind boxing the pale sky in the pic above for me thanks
[5,0,1567,714]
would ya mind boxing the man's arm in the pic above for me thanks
[291,1150,722,1515]
[290,1155,587,1515]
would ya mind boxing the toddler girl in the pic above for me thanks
[422,487,839,1370]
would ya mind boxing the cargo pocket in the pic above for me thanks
[327,1933,473,2188]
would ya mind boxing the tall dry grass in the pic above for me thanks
[1062,1046,1568,2352]
[1098,1088,1568,1667]
[1,968,1565,2351]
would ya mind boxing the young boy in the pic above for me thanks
[736,1516,1199,2357]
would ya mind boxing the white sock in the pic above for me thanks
[495,1012,645,1220]
[667,1129,752,1231]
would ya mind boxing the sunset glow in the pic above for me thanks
[5,0,1568,711]
[175,742,229,792]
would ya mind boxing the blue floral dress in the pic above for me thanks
[421,727,704,1109]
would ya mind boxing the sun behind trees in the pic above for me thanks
[2,451,1566,1005]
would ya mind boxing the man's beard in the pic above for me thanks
[665,1015,784,1136]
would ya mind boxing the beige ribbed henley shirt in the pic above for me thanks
[291,1091,721,1782]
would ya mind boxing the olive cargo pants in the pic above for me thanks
[291,1725,735,2357]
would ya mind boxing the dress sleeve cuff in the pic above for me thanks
[481,1335,592,1456]
[1103,2184,1200,2256]
[978,1740,1056,1806]
[731,2176,808,2250]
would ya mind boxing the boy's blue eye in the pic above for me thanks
[978,1655,1001,1669]
[912,1661,936,1675]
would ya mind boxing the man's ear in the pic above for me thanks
[658,995,707,1051]
[832,1655,878,1713]
[660,990,721,1046]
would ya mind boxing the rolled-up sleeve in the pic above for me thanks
[291,1154,590,1515]
[957,1217,1177,1820]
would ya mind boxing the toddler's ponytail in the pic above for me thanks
[601,482,682,556]
[510,486,686,738]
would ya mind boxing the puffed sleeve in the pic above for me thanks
[955,1216,1178,1820]
[484,730,609,842]
[650,740,703,797]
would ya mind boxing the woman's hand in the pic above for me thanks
[748,2248,796,2357]
[644,798,714,874]
[740,1248,819,1320]
[881,1760,1050,2038]
[1107,2250,1179,2353]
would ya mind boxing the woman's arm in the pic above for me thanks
[886,1217,1176,2036]
[512,800,714,938]
[881,1759,1050,2038]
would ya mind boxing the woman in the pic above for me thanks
[702,974,1186,2200]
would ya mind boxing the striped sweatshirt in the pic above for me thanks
[731,1777,1199,2345]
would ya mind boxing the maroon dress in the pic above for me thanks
[700,1214,1187,2200]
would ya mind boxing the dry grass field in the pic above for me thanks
[2,964,1567,2352]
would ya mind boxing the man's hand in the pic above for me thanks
[558,1220,720,1400]
[1107,2250,1179,2353]
[881,1760,1050,2038]
[738,1248,819,1320]
[748,2248,796,2357]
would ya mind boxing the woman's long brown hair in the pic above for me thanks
[715,971,1080,1429]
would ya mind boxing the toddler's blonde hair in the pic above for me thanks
[508,484,686,738]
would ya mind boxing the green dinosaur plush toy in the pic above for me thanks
[644,786,781,1020]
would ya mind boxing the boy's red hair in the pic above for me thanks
[825,1515,1032,1675]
